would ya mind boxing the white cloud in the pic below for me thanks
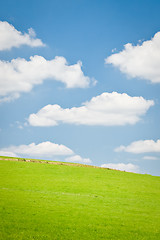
[105,32,160,83]
[115,139,160,154]
[101,163,140,173]
[0,21,45,51]
[0,55,92,102]
[143,156,159,160]
[0,151,18,158]
[0,142,92,164]
[65,155,92,164]
[0,141,74,158]
[28,92,154,126]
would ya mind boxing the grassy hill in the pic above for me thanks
[0,157,160,240]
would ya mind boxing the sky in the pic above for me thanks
[0,0,160,176]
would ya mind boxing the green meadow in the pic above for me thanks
[0,157,160,240]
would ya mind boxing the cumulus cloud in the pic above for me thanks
[0,55,92,102]
[101,163,140,173]
[28,92,154,126]
[105,32,160,83]
[0,21,45,51]
[115,139,160,154]
[65,155,92,164]
[0,141,74,158]
[0,141,92,164]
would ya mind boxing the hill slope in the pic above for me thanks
[0,157,160,240]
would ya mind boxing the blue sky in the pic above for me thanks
[0,0,160,175]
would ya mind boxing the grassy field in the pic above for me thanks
[0,157,160,240]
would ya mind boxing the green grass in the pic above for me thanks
[0,157,160,240]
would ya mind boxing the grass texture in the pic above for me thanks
[0,157,160,240]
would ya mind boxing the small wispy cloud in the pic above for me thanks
[142,156,159,160]
[101,163,140,173]
[65,155,92,164]
[115,139,160,154]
